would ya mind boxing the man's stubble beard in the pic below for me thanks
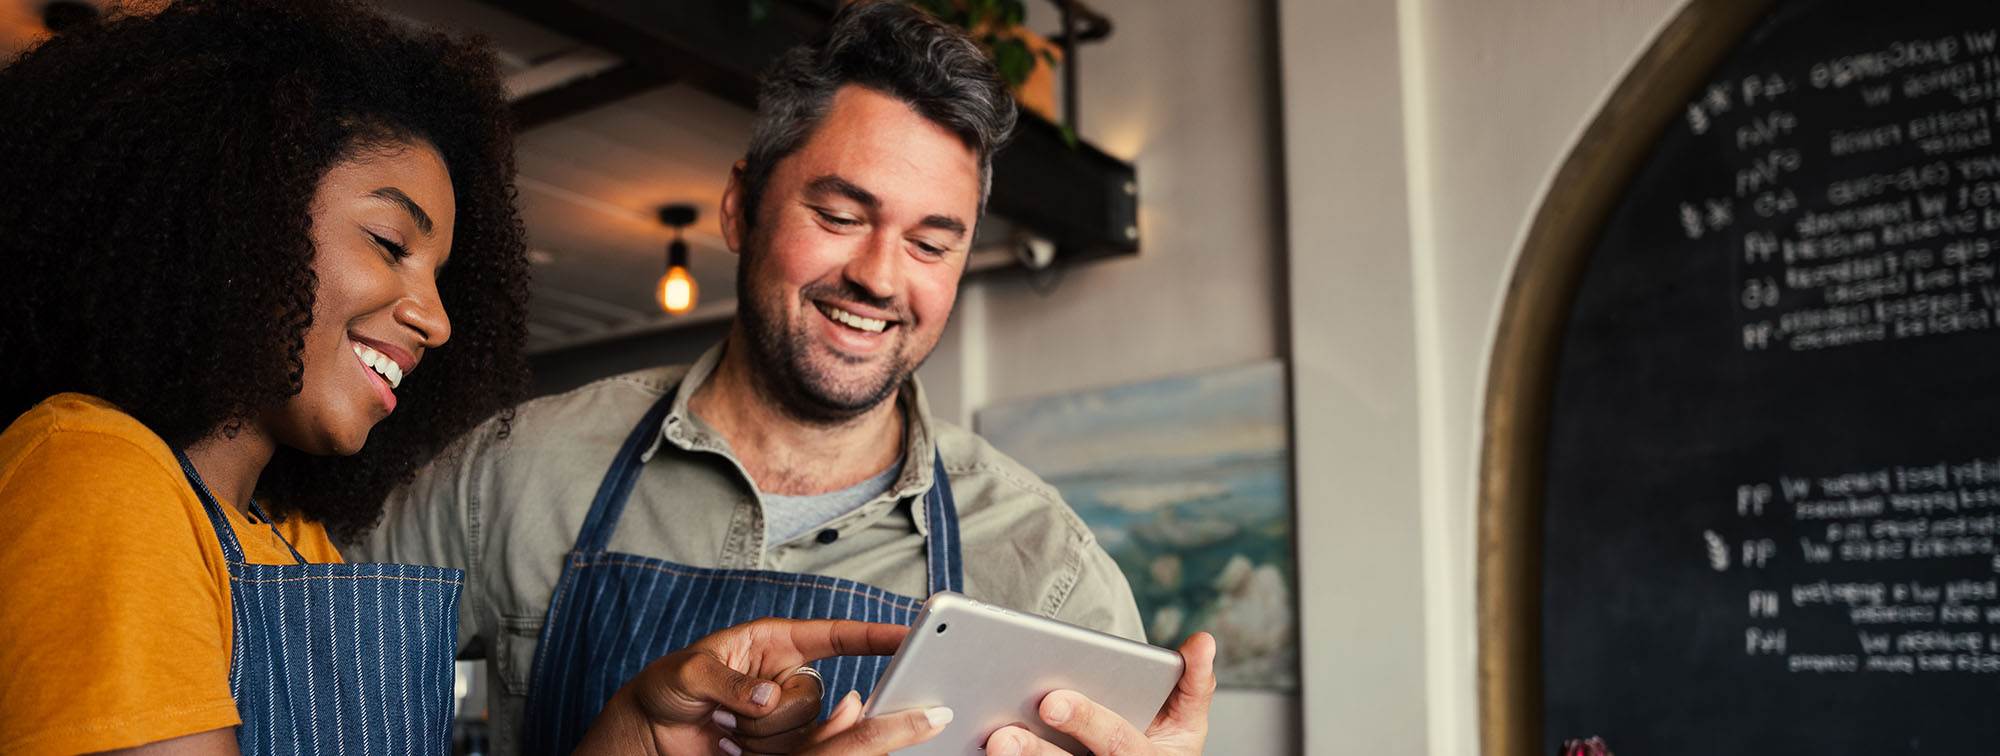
[736,252,925,426]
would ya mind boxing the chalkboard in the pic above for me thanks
[1536,0,2000,753]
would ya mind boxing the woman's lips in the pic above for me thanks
[351,343,398,414]
[349,337,414,382]
[351,341,407,387]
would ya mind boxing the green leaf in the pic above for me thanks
[748,0,771,25]
[1000,0,1025,27]
[1059,123,1079,148]
[991,38,1033,87]
[908,0,954,23]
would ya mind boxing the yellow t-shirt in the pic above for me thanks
[0,394,343,756]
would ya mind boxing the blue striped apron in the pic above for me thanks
[175,452,463,756]
[522,388,964,755]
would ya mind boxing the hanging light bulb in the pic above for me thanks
[655,203,699,314]
[657,238,698,313]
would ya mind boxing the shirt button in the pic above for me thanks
[816,529,840,544]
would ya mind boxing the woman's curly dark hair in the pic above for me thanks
[0,0,530,541]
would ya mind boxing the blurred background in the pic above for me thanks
[0,0,1707,753]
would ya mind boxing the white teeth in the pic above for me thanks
[351,342,404,390]
[825,305,887,333]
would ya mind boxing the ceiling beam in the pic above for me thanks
[511,62,673,131]
[473,0,1139,262]
[473,0,803,107]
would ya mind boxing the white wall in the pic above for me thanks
[974,2,1287,405]
[1279,0,1688,753]
[932,0,1299,752]
[1276,0,1429,752]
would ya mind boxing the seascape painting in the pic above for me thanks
[977,361,1297,690]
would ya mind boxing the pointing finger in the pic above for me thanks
[758,618,908,665]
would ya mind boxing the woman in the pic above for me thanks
[0,2,951,754]
[0,0,530,753]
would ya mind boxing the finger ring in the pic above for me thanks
[788,665,824,689]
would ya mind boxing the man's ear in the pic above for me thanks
[720,160,750,255]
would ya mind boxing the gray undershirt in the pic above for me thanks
[760,457,905,546]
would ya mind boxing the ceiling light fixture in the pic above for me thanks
[655,203,698,314]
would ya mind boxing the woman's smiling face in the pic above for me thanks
[263,139,456,456]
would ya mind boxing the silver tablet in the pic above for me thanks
[861,591,1183,755]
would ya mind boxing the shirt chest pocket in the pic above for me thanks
[494,614,545,696]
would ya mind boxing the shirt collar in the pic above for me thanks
[646,341,942,535]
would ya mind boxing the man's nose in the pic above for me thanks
[844,232,899,301]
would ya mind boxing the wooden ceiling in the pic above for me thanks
[4,0,1125,355]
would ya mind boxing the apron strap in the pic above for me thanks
[572,390,678,553]
[173,450,307,565]
[572,383,967,594]
[923,451,964,594]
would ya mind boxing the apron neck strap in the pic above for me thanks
[573,389,679,553]
[574,384,967,595]
[921,451,964,594]
[173,450,307,565]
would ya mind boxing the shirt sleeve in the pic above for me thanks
[0,429,241,756]
[343,415,497,656]
[1051,527,1148,643]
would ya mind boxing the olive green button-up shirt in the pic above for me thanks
[347,345,1144,756]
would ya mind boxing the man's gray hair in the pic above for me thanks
[738,1,1018,228]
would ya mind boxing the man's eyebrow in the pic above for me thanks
[807,175,966,240]
[919,214,967,240]
[369,187,434,236]
[806,175,879,209]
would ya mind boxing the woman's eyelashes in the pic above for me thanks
[369,231,411,261]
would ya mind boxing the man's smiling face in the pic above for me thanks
[723,84,981,421]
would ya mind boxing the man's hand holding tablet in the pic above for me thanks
[806,592,1214,756]
[984,631,1216,756]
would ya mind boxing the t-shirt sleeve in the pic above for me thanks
[0,429,240,756]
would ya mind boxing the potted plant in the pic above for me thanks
[894,0,1062,121]
[747,0,1065,121]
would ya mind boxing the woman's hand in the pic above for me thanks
[573,617,908,756]
[783,690,953,755]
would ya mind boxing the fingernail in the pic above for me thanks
[750,681,777,706]
[828,690,858,719]
[842,690,862,711]
[924,706,954,728]
[711,709,738,729]
[1044,694,1073,725]
[719,737,742,756]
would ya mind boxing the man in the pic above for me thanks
[353,4,1212,755]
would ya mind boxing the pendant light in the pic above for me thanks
[656,203,698,314]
